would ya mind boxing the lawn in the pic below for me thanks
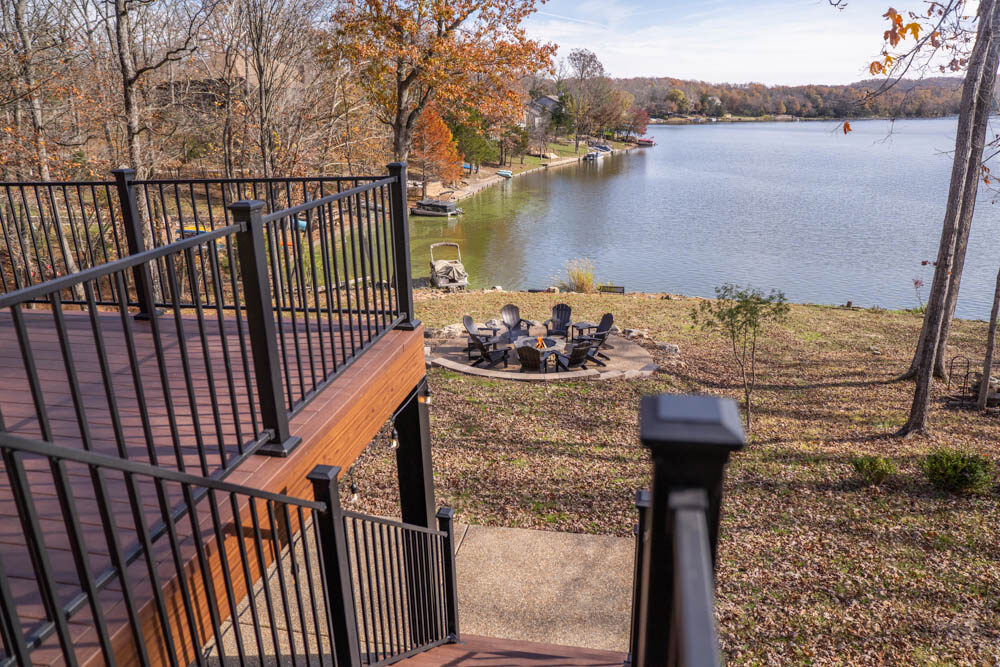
[349,290,1000,663]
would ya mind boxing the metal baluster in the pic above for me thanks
[247,498,283,659]
[228,492,267,661]
[164,253,211,475]
[182,244,229,470]
[88,465,155,666]
[2,449,79,664]
[49,458,118,663]
[335,184,358,359]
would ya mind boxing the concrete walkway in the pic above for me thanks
[453,524,634,653]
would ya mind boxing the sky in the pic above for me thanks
[523,0,935,86]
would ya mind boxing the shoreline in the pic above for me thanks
[414,287,976,321]
[450,144,641,203]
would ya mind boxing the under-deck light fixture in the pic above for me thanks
[390,428,400,450]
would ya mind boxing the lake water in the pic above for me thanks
[408,118,1000,320]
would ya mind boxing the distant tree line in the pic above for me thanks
[615,76,966,119]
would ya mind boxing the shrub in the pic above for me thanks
[850,455,897,485]
[690,283,789,432]
[559,258,596,293]
[923,449,994,494]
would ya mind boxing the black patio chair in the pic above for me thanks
[466,329,510,369]
[501,304,531,341]
[463,315,501,360]
[554,340,596,372]
[544,303,573,338]
[576,313,613,366]
[516,344,555,373]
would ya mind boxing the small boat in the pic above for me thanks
[583,151,602,161]
[497,169,513,179]
[410,199,464,217]
[636,137,656,147]
[593,144,612,152]
[429,242,469,290]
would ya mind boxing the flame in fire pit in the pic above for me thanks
[535,337,545,349]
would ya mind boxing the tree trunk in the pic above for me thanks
[13,0,50,181]
[934,222,974,376]
[977,267,1000,410]
[899,0,1000,435]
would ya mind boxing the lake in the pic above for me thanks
[408,118,1000,320]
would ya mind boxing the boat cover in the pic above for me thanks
[431,260,468,283]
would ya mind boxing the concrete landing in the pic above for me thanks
[453,524,634,653]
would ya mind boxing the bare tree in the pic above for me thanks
[899,0,1000,434]
[563,48,605,152]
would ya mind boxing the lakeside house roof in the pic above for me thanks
[530,94,561,113]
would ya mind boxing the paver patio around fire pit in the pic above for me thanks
[426,323,658,381]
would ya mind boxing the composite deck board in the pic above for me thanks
[0,308,426,665]
[396,635,627,666]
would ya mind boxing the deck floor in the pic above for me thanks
[0,309,423,665]
[396,635,627,666]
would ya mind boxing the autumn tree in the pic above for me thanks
[411,108,461,198]
[624,106,650,140]
[332,0,554,162]
[666,88,688,114]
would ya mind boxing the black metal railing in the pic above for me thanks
[0,434,460,667]
[0,164,416,474]
[0,180,126,295]
[0,223,266,476]
[308,466,459,667]
[628,394,746,667]
[0,430,335,666]
[0,172,392,302]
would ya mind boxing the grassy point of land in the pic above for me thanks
[349,289,1000,663]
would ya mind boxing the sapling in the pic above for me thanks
[691,284,789,432]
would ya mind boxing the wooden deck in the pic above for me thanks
[0,309,426,665]
[396,635,627,666]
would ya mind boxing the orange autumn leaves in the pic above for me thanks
[869,7,927,75]
[412,109,462,186]
[332,0,555,159]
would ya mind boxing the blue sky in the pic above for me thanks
[524,0,923,85]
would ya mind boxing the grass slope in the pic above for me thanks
[350,290,1000,663]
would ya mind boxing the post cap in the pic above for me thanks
[386,162,408,172]
[110,167,135,176]
[436,507,456,520]
[635,488,650,510]
[228,199,266,212]
[640,394,745,451]
[307,464,342,483]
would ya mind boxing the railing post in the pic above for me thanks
[626,489,650,667]
[386,162,420,330]
[436,507,460,643]
[231,200,301,456]
[111,168,158,319]
[635,394,745,667]
[308,465,362,667]
[393,377,435,528]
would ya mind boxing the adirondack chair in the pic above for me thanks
[554,340,596,372]
[544,303,572,338]
[464,316,509,368]
[516,344,555,373]
[501,304,531,341]
[576,313,614,365]
[463,315,501,360]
